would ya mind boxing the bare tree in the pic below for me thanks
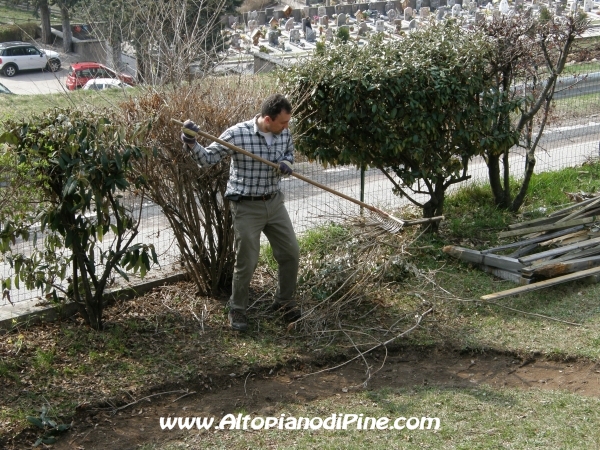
[476,11,589,212]
[78,0,240,85]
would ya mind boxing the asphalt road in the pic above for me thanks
[0,67,69,95]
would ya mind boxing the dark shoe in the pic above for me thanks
[228,309,248,332]
[270,301,302,323]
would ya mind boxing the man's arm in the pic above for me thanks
[183,125,234,167]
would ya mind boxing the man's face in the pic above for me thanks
[265,111,291,135]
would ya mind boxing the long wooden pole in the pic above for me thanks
[172,119,445,227]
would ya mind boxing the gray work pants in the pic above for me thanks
[229,192,299,312]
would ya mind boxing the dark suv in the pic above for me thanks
[0,41,61,77]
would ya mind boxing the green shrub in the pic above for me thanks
[0,22,40,42]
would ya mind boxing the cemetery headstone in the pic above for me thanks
[285,18,295,31]
[584,0,592,11]
[387,8,397,20]
[430,0,440,9]
[358,22,370,35]
[447,0,455,7]
[408,18,416,28]
[248,20,258,31]
[257,11,267,25]
[306,27,317,41]
[319,15,329,26]
[302,17,312,33]
[405,6,413,19]
[337,12,347,26]
[452,3,461,14]
[318,6,327,15]
[290,29,301,42]
[268,29,279,45]
[420,6,430,17]
[251,29,262,45]
[376,19,385,31]
[326,27,334,41]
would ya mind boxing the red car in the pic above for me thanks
[66,62,136,90]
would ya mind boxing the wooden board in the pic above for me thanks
[498,217,598,239]
[443,246,524,271]
[480,266,600,301]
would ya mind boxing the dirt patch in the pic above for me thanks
[29,348,599,450]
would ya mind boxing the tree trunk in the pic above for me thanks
[110,36,122,71]
[422,180,445,232]
[487,151,509,208]
[39,0,52,44]
[511,150,536,212]
[59,4,72,53]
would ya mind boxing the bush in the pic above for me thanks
[0,23,40,42]
[120,77,277,297]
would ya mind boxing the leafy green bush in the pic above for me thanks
[0,22,40,42]
[0,109,157,330]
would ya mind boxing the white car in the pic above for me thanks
[0,41,61,77]
[82,78,132,90]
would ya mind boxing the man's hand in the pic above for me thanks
[274,160,293,176]
[181,119,199,145]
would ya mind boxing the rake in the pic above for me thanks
[172,119,443,233]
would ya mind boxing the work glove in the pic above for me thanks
[274,160,293,176]
[181,119,199,145]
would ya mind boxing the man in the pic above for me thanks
[181,94,300,332]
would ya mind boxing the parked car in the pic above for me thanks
[0,82,14,94]
[66,62,135,90]
[82,78,132,90]
[0,41,61,77]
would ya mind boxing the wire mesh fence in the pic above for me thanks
[2,72,600,308]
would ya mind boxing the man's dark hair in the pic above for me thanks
[261,94,292,119]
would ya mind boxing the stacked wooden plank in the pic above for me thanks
[443,194,600,300]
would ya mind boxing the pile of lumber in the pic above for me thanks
[443,194,600,300]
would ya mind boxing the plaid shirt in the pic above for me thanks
[187,115,294,197]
